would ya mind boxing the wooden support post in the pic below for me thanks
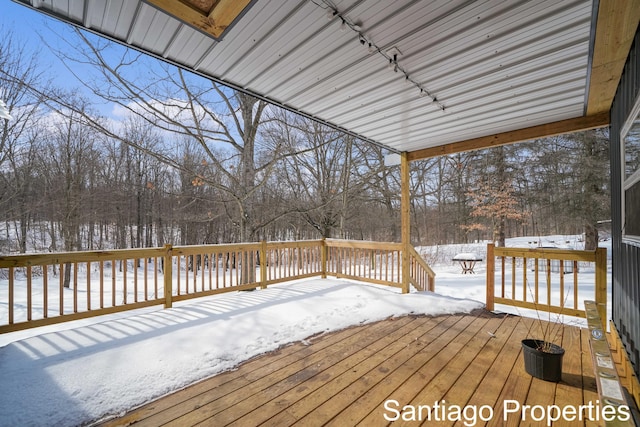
[486,243,495,311]
[400,152,410,294]
[163,244,173,309]
[595,247,607,328]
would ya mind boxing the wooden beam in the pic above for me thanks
[407,112,610,161]
[145,0,252,39]
[586,0,640,115]
[208,0,251,30]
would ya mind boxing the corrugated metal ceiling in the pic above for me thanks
[15,0,595,154]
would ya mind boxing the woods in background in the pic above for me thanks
[0,27,610,254]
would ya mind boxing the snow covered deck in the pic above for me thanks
[3,273,625,426]
[99,311,599,427]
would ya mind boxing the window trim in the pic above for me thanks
[621,91,640,247]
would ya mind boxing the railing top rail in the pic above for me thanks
[0,239,411,268]
[172,242,262,254]
[0,247,167,268]
[493,246,602,262]
[324,239,403,250]
[266,240,323,249]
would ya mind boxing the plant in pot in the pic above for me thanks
[520,280,569,382]
[521,321,565,382]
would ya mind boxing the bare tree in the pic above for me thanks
[270,113,349,238]
[38,99,101,285]
[4,127,43,253]
[50,29,280,243]
[0,27,49,253]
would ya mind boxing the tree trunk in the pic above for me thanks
[495,146,507,247]
[63,262,71,288]
[584,222,599,251]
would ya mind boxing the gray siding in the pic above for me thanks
[610,28,640,377]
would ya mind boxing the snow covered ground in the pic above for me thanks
[0,235,611,426]
[420,234,612,329]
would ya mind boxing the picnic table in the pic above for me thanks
[452,252,483,274]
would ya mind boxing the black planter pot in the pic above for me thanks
[521,339,565,382]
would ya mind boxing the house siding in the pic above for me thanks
[610,28,640,377]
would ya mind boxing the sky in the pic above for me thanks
[2,2,78,88]
[1,1,246,130]
[1,1,130,117]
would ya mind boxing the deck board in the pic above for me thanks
[143,317,411,426]
[226,316,444,427]
[99,312,599,427]
[486,317,535,427]
[553,324,584,427]
[299,316,474,426]
[328,315,493,426]
[262,316,462,426]
[374,316,494,427]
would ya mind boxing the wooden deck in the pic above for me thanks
[99,312,599,427]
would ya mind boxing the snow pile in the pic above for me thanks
[0,278,482,427]
[452,252,482,260]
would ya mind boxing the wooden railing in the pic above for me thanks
[325,239,402,287]
[169,242,263,305]
[0,247,168,332]
[323,240,435,292]
[263,240,324,285]
[486,243,607,321]
[0,239,434,333]
[409,246,436,292]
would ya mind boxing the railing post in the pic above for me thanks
[400,151,410,294]
[321,238,327,279]
[486,243,495,311]
[163,244,173,309]
[260,240,267,289]
[595,247,607,329]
